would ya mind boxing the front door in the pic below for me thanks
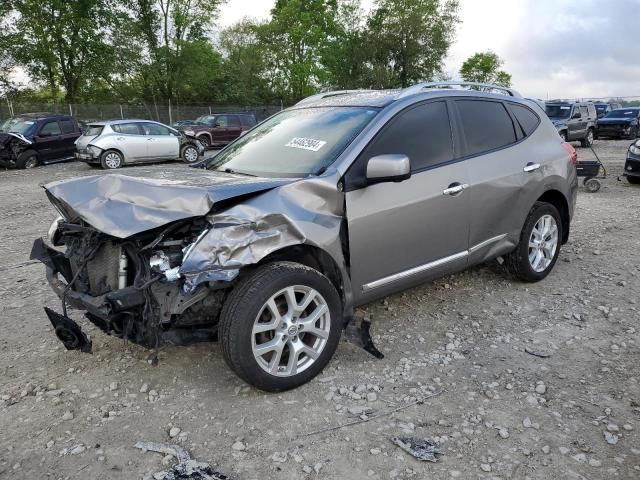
[140,122,180,159]
[344,100,470,305]
[58,118,80,159]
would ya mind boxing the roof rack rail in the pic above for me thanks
[295,89,376,106]
[397,82,521,99]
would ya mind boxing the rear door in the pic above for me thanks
[226,115,243,141]
[112,122,147,161]
[212,115,231,144]
[140,122,180,159]
[59,118,80,158]
[345,100,470,305]
[456,99,541,263]
[33,119,63,162]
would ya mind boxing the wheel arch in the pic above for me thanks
[197,132,212,143]
[536,189,570,244]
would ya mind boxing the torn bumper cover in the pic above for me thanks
[0,132,32,168]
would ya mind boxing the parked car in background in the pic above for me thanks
[595,108,640,139]
[545,101,597,147]
[0,113,82,169]
[33,82,577,391]
[625,139,640,184]
[594,102,622,118]
[179,112,257,148]
[75,119,204,169]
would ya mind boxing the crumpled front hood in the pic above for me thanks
[0,132,32,147]
[43,168,296,238]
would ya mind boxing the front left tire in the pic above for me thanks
[16,150,39,169]
[219,262,342,392]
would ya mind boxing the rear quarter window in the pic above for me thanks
[456,100,517,156]
[510,104,540,136]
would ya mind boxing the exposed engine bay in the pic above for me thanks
[33,217,228,351]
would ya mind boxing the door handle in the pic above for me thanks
[443,183,469,196]
[524,162,541,172]
[116,137,124,141]
[147,138,155,141]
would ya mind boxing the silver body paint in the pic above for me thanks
[41,88,577,320]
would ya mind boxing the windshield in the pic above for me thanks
[0,117,36,135]
[83,125,104,136]
[603,109,639,119]
[545,105,571,119]
[207,107,379,177]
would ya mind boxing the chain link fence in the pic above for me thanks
[0,102,284,125]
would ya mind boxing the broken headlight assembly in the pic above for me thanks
[47,216,64,246]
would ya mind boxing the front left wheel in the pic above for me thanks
[100,150,123,169]
[219,262,342,392]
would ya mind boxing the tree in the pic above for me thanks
[364,0,460,89]
[219,19,274,105]
[459,51,511,87]
[5,0,119,103]
[258,0,341,104]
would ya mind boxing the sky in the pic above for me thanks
[219,0,640,100]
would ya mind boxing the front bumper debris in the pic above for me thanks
[343,311,384,359]
[44,307,92,353]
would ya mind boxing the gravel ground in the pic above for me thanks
[1,141,639,479]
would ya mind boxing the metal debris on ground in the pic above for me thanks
[524,346,552,358]
[134,442,229,480]
[391,437,441,462]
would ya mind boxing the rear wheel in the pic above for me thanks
[16,151,39,169]
[197,135,210,148]
[628,126,638,140]
[506,202,562,282]
[219,262,342,392]
[627,176,640,185]
[100,150,123,169]
[559,131,567,142]
[580,129,594,147]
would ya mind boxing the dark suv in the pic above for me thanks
[0,113,82,169]
[545,101,597,147]
[179,112,257,148]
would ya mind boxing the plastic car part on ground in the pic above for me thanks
[134,442,230,480]
[391,437,441,462]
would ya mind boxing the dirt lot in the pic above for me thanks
[1,141,639,480]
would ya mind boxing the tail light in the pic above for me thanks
[562,142,578,166]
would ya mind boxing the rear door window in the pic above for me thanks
[40,120,62,136]
[456,100,517,156]
[113,123,142,135]
[60,119,76,134]
[228,115,241,128]
[239,115,256,128]
[510,104,540,136]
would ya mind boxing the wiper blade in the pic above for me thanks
[221,167,257,177]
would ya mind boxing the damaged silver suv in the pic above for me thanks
[32,82,578,391]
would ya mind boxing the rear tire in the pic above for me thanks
[506,202,563,282]
[580,129,594,147]
[100,150,123,169]
[219,262,342,392]
[628,126,638,140]
[627,176,640,185]
[197,135,210,149]
[15,151,39,169]
[559,131,567,142]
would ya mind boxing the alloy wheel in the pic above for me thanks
[104,152,122,169]
[528,214,559,272]
[183,146,199,163]
[24,156,39,169]
[252,285,331,377]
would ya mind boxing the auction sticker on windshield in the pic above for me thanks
[285,137,327,152]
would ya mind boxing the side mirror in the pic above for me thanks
[366,154,411,185]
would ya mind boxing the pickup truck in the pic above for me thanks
[0,113,82,169]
